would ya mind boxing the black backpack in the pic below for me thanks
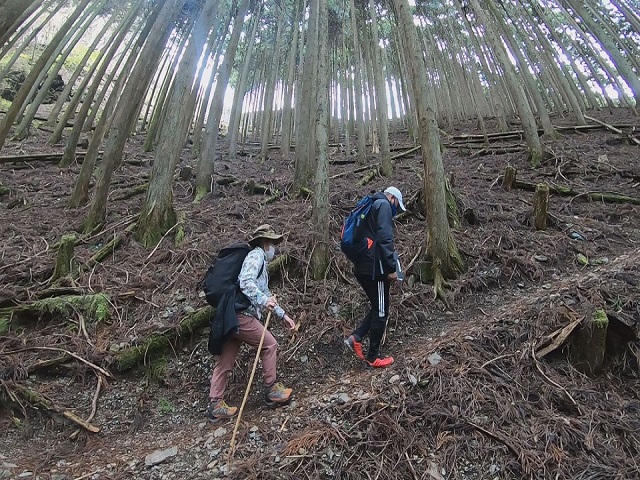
[203,243,264,310]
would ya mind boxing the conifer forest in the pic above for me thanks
[0,0,639,478]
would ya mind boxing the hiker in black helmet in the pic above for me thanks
[344,187,405,368]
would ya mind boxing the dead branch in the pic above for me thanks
[584,115,640,146]
[5,382,100,433]
[358,169,378,186]
[390,145,421,160]
[512,179,640,205]
[83,223,137,271]
[330,162,380,180]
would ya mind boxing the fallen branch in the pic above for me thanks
[112,306,213,372]
[0,293,111,326]
[357,169,378,186]
[111,183,148,201]
[83,223,137,270]
[584,115,640,146]
[6,346,113,378]
[330,162,380,180]
[244,180,276,195]
[513,179,640,205]
[390,145,421,160]
[466,419,520,459]
[5,383,100,433]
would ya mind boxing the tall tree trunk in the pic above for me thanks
[311,0,330,280]
[83,0,184,231]
[0,0,39,47]
[0,0,50,65]
[488,2,558,136]
[13,3,103,140]
[391,0,464,300]
[135,2,216,248]
[0,0,92,150]
[191,5,232,157]
[61,4,142,168]
[280,0,301,157]
[349,0,367,165]
[228,9,261,160]
[565,0,640,108]
[143,32,189,151]
[294,0,319,190]
[259,6,286,159]
[368,0,391,176]
[194,0,250,201]
[467,0,544,166]
[45,9,119,129]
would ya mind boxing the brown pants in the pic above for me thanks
[209,313,278,401]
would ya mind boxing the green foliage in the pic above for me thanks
[158,397,175,415]
[0,317,8,334]
[146,356,168,383]
[65,45,101,72]
[593,309,609,329]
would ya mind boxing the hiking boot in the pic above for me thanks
[206,399,237,422]
[365,355,394,369]
[344,335,364,360]
[265,382,293,406]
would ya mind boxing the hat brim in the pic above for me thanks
[397,198,406,212]
[249,233,284,245]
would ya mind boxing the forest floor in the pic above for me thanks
[0,108,639,480]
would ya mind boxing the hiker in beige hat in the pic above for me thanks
[207,224,296,421]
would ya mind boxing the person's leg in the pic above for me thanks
[234,314,278,388]
[234,314,291,404]
[352,275,378,340]
[366,279,392,366]
[209,335,242,402]
[208,332,243,420]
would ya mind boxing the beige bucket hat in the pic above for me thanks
[248,224,284,246]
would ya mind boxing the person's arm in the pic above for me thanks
[238,249,269,308]
[374,200,397,275]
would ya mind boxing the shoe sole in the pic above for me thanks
[264,396,293,408]
[207,414,235,423]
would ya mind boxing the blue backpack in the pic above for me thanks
[340,195,375,261]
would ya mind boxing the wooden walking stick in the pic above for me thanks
[228,310,272,460]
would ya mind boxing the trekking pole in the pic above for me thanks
[229,310,272,461]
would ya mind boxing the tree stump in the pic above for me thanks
[533,183,549,230]
[52,234,78,281]
[570,309,608,375]
[503,164,516,192]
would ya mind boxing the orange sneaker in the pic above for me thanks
[366,355,394,368]
[344,335,365,360]
[206,399,238,422]
[265,382,293,406]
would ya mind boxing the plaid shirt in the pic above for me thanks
[238,247,285,320]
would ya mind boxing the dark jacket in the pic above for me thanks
[208,286,248,355]
[352,192,397,279]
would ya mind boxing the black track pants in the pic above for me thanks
[352,274,390,360]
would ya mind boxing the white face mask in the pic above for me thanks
[265,244,276,261]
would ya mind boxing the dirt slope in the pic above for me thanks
[0,108,639,480]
